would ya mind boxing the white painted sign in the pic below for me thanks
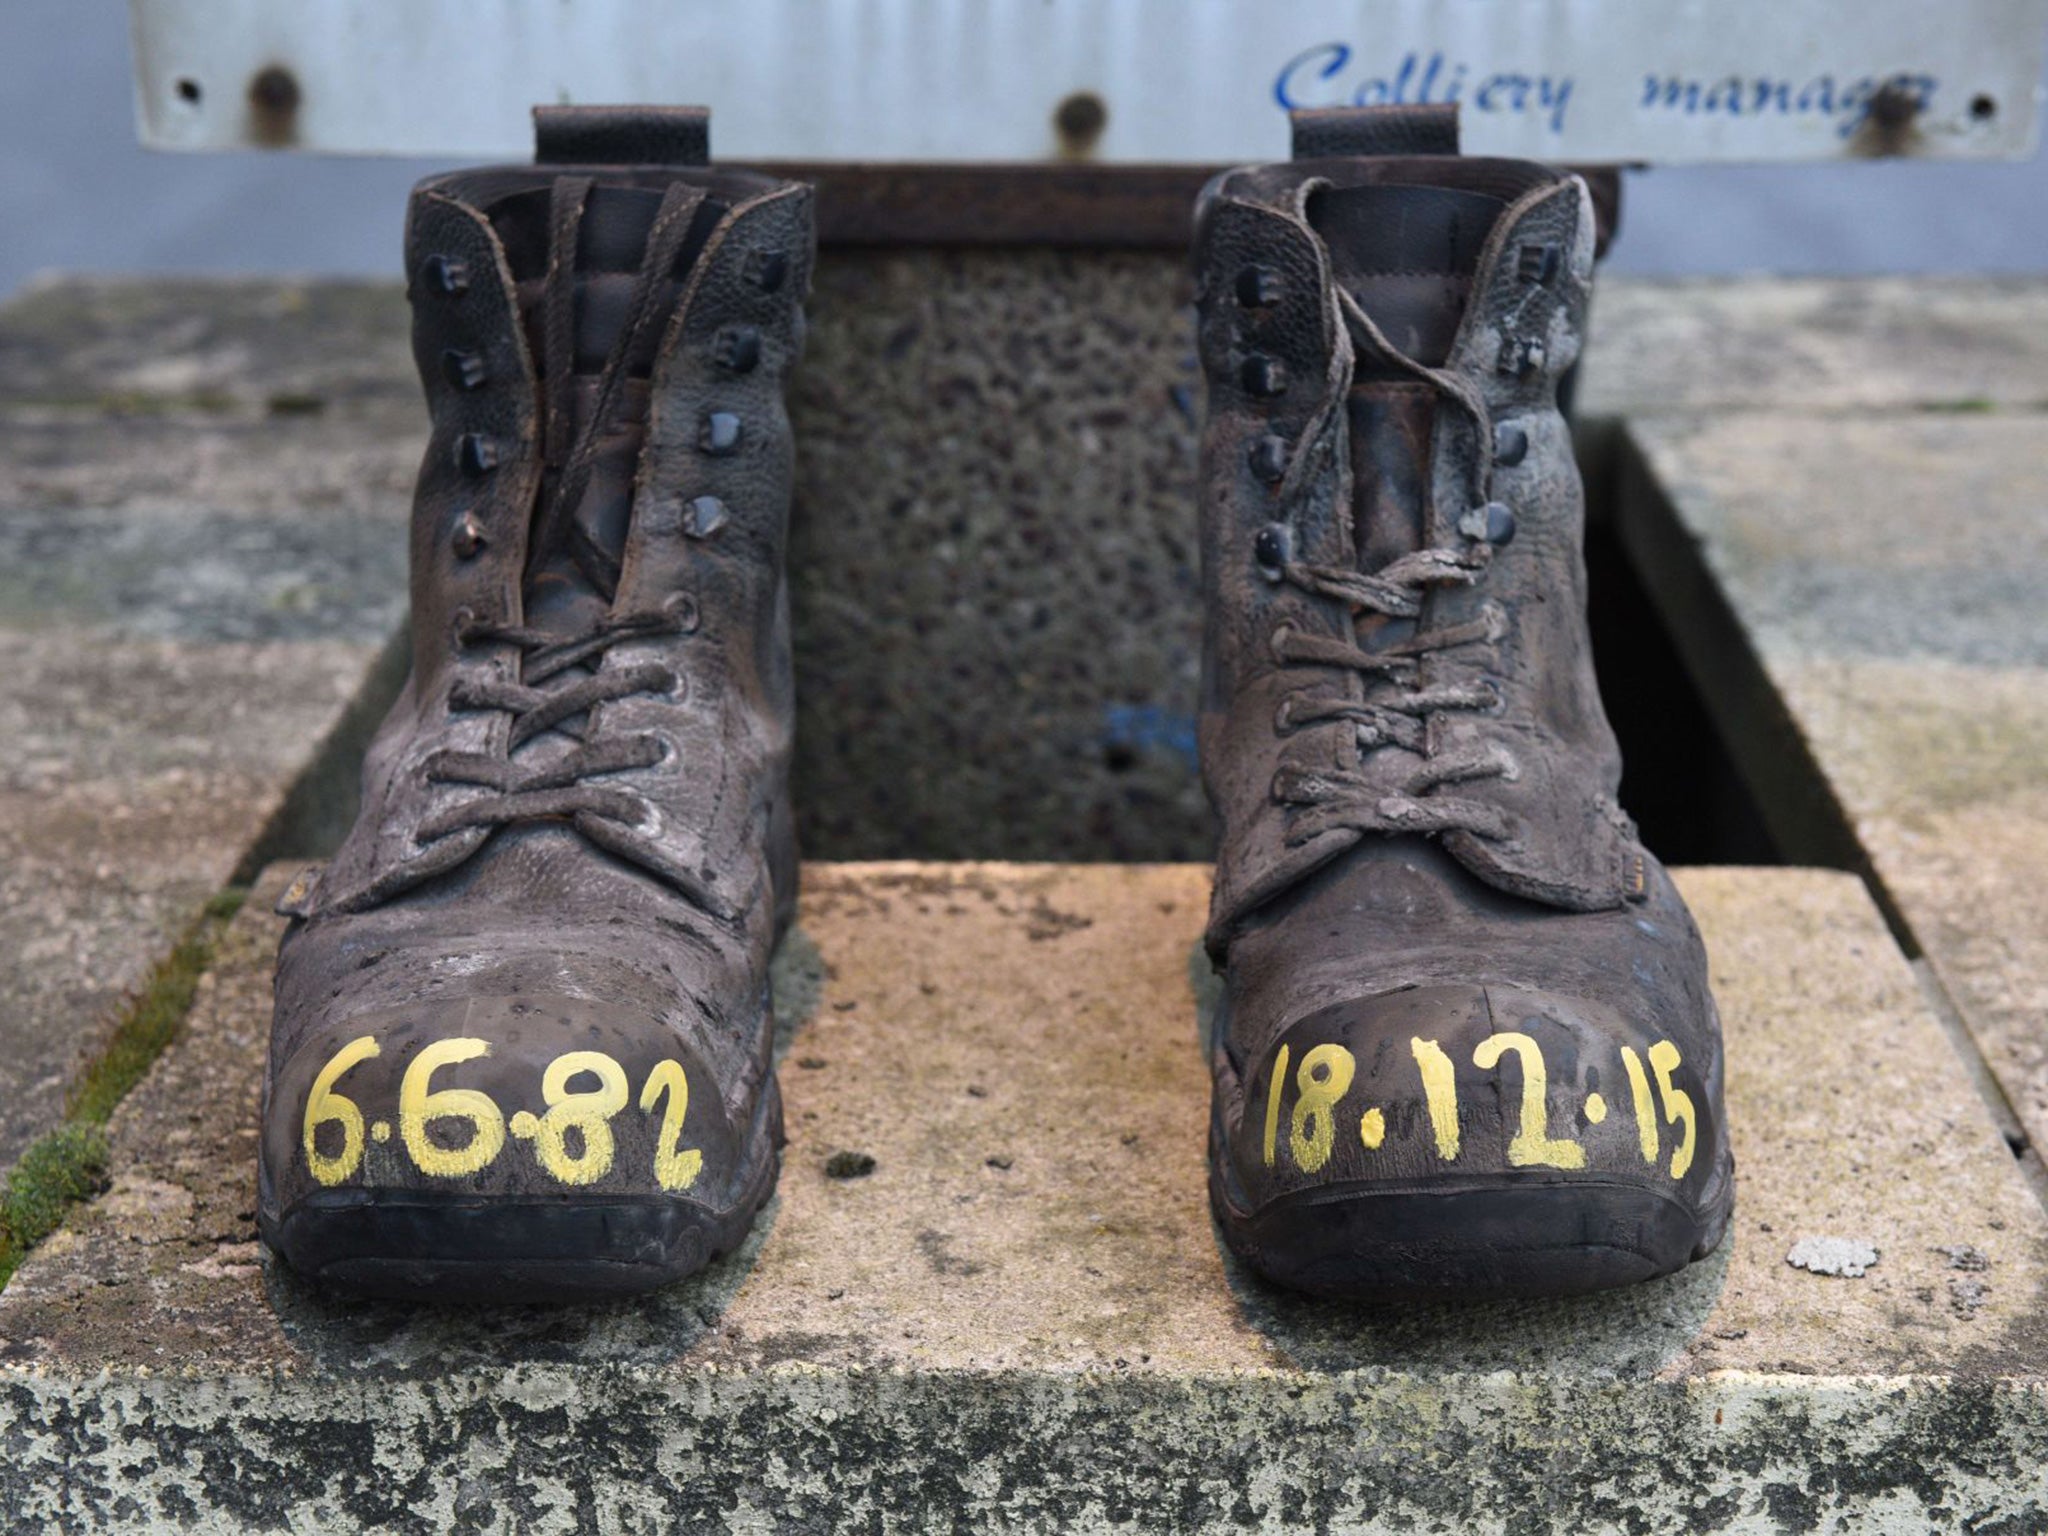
[130,0,2047,163]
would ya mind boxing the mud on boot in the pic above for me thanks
[258,107,811,1303]
[1194,106,1733,1301]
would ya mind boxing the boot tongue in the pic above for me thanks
[1309,183,1503,367]
[1308,183,1505,573]
[509,182,695,634]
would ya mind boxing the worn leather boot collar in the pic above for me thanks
[287,149,812,925]
[1195,149,1640,958]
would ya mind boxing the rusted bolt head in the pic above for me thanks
[250,64,300,115]
[247,64,302,146]
[1869,81,1919,132]
[1054,91,1108,154]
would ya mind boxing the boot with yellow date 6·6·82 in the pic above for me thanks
[260,106,810,1301]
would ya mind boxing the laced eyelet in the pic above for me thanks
[1274,695,1298,732]
[442,349,488,391]
[451,512,487,559]
[1248,435,1289,485]
[1497,337,1545,378]
[1516,243,1561,286]
[421,255,470,296]
[699,412,744,457]
[1239,354,1289,398]
[454,432,499,476]
[713,326,762,373]
[1235,265,1282,308]
[1459,502,1517,547]
[1253,523,1291,581]
[1268,623,1295,664]
[683,496,729,539]
[663,592,701,634]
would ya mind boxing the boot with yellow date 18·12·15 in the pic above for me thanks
[1195,106,1732,1300]
[259,107,811,1301]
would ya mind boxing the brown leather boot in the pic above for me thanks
[1196,107,1732,1299]
[258,108,810,1300]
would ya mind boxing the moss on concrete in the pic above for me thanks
[0,1125,109,1289]
[0,888,244,1290]
[67,888,245,1125]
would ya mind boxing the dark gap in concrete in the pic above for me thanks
[1583,512,1783,864]
[1609,428,1879,885]
[1603,424,2048,1226]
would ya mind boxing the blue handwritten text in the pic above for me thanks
[1276,45,1575,135]
[1637,72,1937,139]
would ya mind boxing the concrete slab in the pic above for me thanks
[786,248,1207,861]
[1621,412,2048,1195]
[0,276,415,417]
[0,281,415,1170]
[1580,275,2048,416]
[3,862,2043,1530]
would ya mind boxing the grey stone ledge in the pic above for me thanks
[1620,411,2048,1223]
[0,398,411,1169]
[2,863,2044,1531]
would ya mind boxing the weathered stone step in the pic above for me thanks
[18,274,2048,421]
[3,862,2043,1531]
[1580,275,2048,416]
[1619,411,2048,1195]
[0,390,413,1175]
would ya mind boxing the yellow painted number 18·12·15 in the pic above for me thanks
[1262,1033,1695,1179]
[301,1036,703,1191]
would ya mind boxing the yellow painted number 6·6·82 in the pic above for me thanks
[302,1035,704,1193]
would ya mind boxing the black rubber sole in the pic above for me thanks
[1214,1170,1731,1302]
[1211,1099,1735,1301]
[261,1081,782,1304]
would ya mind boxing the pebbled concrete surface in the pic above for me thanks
[0,275,417,418]
[786,249,1207,862]
[2,862,2044,1530]
[0,278,415,1171]
[1622,410,2048,1215]
[1579,275,2048,417]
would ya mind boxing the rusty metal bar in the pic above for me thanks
[770,163,1621,254]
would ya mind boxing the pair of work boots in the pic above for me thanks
[258,104,1732,1305]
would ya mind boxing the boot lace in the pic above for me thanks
[421,603,690,842]
[426,178,706,854]
[1265,288,1520,848]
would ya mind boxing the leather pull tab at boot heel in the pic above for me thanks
[1290,104,1460,159]
[534,104,711,167]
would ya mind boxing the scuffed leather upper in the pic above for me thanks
[292,171,810,927]
[262,165,813,1213]
[1195,152,1731,1238]
[1196,159,1641,957]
